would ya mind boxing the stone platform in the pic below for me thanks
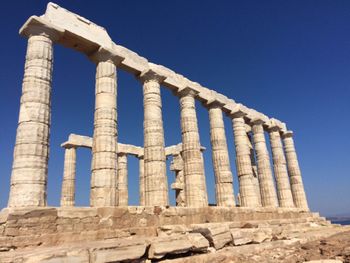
[0,206,346,262]
[0,206,319,251]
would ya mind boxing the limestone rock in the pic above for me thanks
[187,233,210,252]
[192,224,232,249]
[148,235,192,259]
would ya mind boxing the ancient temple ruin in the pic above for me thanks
[0,3,346,262]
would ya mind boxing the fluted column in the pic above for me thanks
[251,120,278,207]
[179,88,208,207]
[246,131,262,207]
[8,21,63,207]
[90,49,122,207]
[170,153,186,207]
[138,154,145,206]
[60,147,77,207]
[268,126,294,207]
[282,131,309,210]
[207,104,235,206]
[117,153,128,206]
[231,115,259,207]
[139,71,168,206]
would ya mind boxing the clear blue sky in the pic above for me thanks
[0,1,349,216]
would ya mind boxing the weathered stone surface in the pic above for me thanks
[179,89,208,207]
[268,122,295,208]
[90,238,148,262]
[207,104,235,207]
[117,154,128,206]
[140,71,168,206]
[192,224,232,249]
[60,147,76,207]
[90,59,118,207]
[187,233,210,252]
[282,131,309,210]
[231,114,259,208]
[8,27,59,207]
[148,235,192,259]
[251,119,279,208]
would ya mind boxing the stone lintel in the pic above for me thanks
[112,44,149,75]
[89,46,124,65]
[221,99,237,115]
[19,15,65,40]
[281,130,294,139]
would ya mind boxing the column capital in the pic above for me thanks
[20,16,64,41]
[281,130,294,139]
[89,46,124,65]
[176,87,199,98]
[203,99,225,110]
[228,103,248,119]
[139,68,166,83]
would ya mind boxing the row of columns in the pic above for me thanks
[8,22,309,211]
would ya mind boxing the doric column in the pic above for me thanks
[251,119,278,207]
[170,153,186,207]
[90,48,123,207]
[138,154,145,206]
[60,147,77,207]
[206,103,235,207]
[139,70,168,206]
[117,153,128,206]
[246,130,262,207]
[282,131,309,210]
[230,110,259,207]
[8,18,63,207]
[179,88,208,207]
[268,122,294,207]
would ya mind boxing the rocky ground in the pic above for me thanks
[165,229,350,263]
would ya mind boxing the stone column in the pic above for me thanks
[139,70,168,206]
[282,131,309,210]
[231,115,259,207]
[138,154,145,206]
[179,88,208,207]
[8,20,63,207]
[117,153,128,206]
[207,104,235,207]
[251,120,278,207]
[90,48,122,207]
[170,153,186,207]
[246,131,262,207]
[268,125,294,207]
[60,147,77,207]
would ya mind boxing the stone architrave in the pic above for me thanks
[179,88,208,207]
[90,48,123,207]
[60,147,77,207]
[117,153,128,206]
[268,124,294,207]
[231,113,259,208]
[251,119,278,207]
[170,153,186,207]
[207,104,235,207]
[8,18,63,207]
[139,70,168,206]
[282,131,309,210]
